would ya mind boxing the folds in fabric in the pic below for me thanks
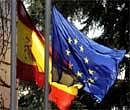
[52,6,126,102]
[17,0,48,87]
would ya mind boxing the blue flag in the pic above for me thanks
[52,6,126,102]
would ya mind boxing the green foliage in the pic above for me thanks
[18,81,44,109]
[24,0,45,31]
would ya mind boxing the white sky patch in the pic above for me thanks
[117,65,126,80]
[69,17,104,39]
[23,1,31,11]
[87,25,104,39]
[125,52,130,58]
[21,90,29,95]
[72,19,86,30]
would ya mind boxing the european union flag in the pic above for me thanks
[52,6,126,102]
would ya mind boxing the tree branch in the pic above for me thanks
[0,76,10,88]
[0,61,11,65]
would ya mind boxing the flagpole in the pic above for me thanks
[10,0,17,110]
[44,0,51,109]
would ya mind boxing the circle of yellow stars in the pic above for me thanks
[65,36,96,86]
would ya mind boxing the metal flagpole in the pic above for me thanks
[10,0,17,110]
[44,0,51,109]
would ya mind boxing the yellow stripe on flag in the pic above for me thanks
[51,82,78,95]
[17,20,35,65]
[31,31,52,72]
[49,72,82,95]
[17,20,52,73]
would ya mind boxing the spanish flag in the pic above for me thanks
[17,0,52,87]
[49,68,83,110]
[49,80,82,110]
[17,1,82,109]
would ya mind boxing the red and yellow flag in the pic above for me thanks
[17,0,52,87]
[49,82,81,110]
[17,1,82,109]
[49,71,82,110]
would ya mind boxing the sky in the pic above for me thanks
[72,19,104,39]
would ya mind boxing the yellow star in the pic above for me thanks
[68,62,73,69]
[76,71,82,77]
[87,78,95,84]
[65,49,71,56]
[68,37,72,44]
[79,45,84,52]
[84,57,89,64]
[74,38,78,45]
[88,69,95,75]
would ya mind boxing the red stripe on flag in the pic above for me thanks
[17,58,45,87]
[49,86,76,110]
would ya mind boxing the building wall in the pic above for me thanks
[0,0,11,109]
